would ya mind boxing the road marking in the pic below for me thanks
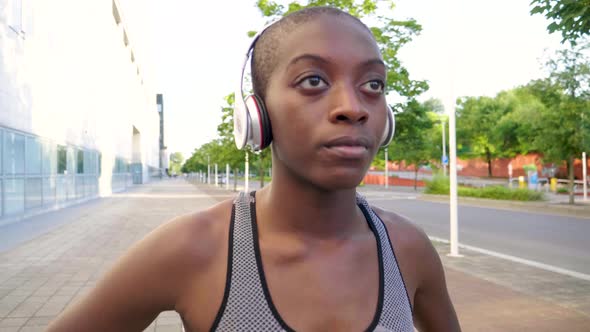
[429,236,590,282]
[111,194,235,199]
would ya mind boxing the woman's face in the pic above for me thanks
[265,14,388,190]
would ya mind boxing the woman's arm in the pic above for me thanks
[46,213,208,332]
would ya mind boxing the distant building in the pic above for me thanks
[0,0,160,225]
[157,94,168,175]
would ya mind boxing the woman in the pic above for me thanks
[48,6,460,332]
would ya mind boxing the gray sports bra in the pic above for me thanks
[209,191,414,331]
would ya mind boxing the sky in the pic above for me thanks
[138,0,566,159]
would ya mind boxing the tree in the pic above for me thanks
[456,96,506,177]
[493,87,547,157]
[388,100,437,189]
[215,93,249,191]
[530,0,590,45]
[528,46,590,204]
[169,152,184,175]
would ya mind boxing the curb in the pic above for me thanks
[418,194,590,219]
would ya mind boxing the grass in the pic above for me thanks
[425,175,544,201]
[236,175,273,182]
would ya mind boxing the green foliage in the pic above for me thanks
[530,46,590,204]
[530,0,590,45]
[169,152,184,175]
[456,96,507,176]
[389,100,437,166]
[557,186,569,193]
[423,174,451,195]
[424,175,544,201]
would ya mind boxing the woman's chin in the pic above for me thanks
[310,171,366,191]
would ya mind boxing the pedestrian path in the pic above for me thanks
[0,179,588,331]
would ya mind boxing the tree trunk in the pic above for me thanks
[259,159,265,188]
[486,147,493,177]
[233,168,238,192]
[414,167,418,191]
[567,156,575,205]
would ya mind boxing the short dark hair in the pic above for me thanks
[251,6,374,100]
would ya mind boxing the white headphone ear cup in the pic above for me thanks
[380,105,395,147]
[244,95,264,151]
[233,97,250,149]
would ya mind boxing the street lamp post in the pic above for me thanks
[215,163,218,186]
[245,151,249,193]
[385,147,389,189]
[226,163,230,190]
[207,155,210,184]
[442,120,447,176]
[583,152,587,201]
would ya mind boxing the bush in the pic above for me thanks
[424,174,450,194]
[425,175,544,201]
[557,187,569,194]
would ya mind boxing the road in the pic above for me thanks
[362,191,590,275]
[194,177,590,276]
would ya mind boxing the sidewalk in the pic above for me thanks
[0,179,588,331]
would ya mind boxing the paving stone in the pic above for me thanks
[0,317,27,328]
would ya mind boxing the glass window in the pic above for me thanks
[98,152,102,176]
[26,136,41,174]
[0,179,3,217]
[75,176,84,199]
[43,177,55,206]
[77,149,84,174]
[5,179,24,215]
[0,129,3,174]
[25,178,42,209]
[57,145,67,174]
[84,150,96,174]
[67,147,75,175]
[67,176,75,200]
[42,141,56,175]
[56,176,66,203]
[3,132,25,175]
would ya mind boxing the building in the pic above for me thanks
[157,94,168,175]
[0,0,161,226]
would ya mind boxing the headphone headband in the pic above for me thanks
[234,21,279,150]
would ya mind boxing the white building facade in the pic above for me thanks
[0,0,161,225]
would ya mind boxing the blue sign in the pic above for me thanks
[442,156,449,165]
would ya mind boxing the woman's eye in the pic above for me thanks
[298,76,328,90]
[361,80,385,94]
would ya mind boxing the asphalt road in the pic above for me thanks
[365,194,590,275]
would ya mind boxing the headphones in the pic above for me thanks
[234,21,395,152]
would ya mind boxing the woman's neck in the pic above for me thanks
[256,165,367,240]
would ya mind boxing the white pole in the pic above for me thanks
[207,155,210,185]
[215,164,218,186]
[449,102,460,257]
[447,0,460,257]
[583,152,587,201]
[245,151,249,193]
[226,163,230,190]
[385,148,389,189]
[442,120,447,176]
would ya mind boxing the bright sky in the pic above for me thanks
[141,0,565,158]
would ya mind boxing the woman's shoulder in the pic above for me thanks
[156,197,236,268]
[369,205,432,254]
[369,205,442,302]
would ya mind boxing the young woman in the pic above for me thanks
[48,7,460,332]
